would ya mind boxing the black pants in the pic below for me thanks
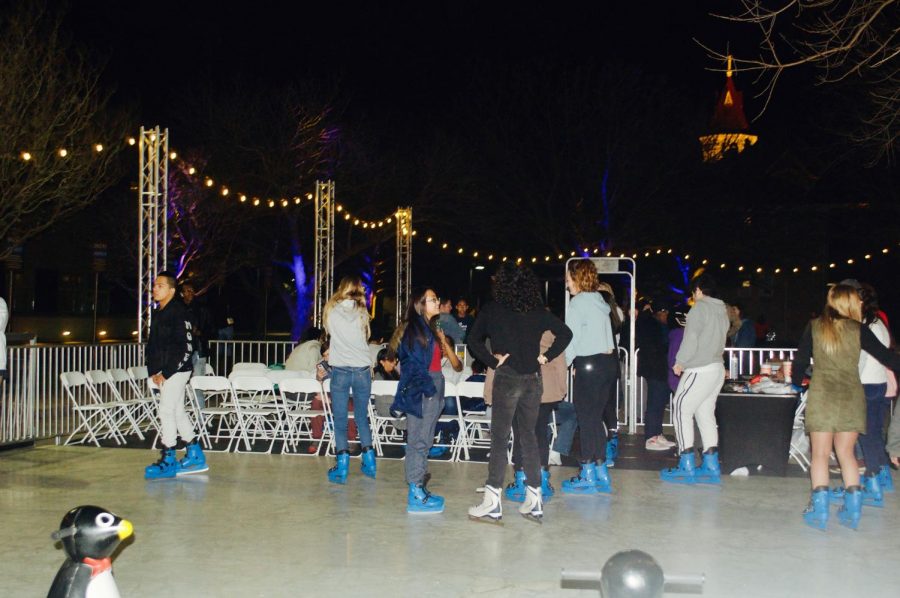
[602,373,619,432]
[486,368,542,488]
[511,402,556,471]
[573,353,618,462]
[644,378,670,440]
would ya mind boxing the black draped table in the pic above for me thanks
[715,391,800,476]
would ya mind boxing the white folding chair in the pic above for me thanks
[229,362,268,379]
[85,369,144,441]
[265,369,306,385]
[188,375,245,451]
[279,378,329,455]
[457,380,490,459]
[789,391,811,471]
[369,380,403,456]
[435,381,468,461]
[60,372,125,446]
[230,375,283,453]
[108,368,157,434]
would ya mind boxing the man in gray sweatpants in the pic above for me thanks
[662,275,729,484]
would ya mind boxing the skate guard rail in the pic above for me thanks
[0,342,145,446]
[0,342,798,447]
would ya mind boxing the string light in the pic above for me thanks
[94,144,104,152]
[58,148,67,157]
[21,151,32,161]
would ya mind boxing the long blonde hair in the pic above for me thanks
[322,276,371,338]
[818,284,862,354]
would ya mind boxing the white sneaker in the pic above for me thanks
[548,450,562,466]
[656,435,676,448]
[645,436,672,451]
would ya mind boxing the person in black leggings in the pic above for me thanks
[562,259,618,494]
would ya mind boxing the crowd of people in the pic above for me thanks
[138,263,900,529]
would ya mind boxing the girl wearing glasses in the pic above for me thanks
[392,289,462,513]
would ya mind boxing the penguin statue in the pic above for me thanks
[48,505,133,598]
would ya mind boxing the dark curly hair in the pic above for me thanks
[859,283,881,326]
[492,263,545,312]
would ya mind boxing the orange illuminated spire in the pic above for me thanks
[698,54,758,161]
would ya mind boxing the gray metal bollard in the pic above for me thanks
[561,550,705,597]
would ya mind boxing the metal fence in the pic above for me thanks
[1,342,145,446]
[206,340,296,377]
[1,340,799,447]
[630,347,799,429]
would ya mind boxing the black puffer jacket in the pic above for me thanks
[146,299,194,379]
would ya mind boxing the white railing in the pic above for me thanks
[0,341,799,447]
[207,340,296,378]
[0,342,145,446]
[630,347,799,429]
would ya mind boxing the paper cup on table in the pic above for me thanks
[782,361,793,383]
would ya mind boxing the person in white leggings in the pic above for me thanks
[661,275,729,484]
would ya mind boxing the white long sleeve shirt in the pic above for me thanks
[859,319,890,384]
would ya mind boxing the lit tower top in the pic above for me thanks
[699,56,759,161]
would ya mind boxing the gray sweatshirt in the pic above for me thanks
[675,296,729,370]
[325,300,372,368]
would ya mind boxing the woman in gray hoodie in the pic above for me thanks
[661,274,729,485]
[323,276,376,484]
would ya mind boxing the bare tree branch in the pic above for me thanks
[700,0,899,162]
[0,2,129,258]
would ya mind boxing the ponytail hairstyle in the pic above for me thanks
[322,276,370,338]
[818,284,862,354]
[858,283,881,327]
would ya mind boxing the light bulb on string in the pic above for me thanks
[127,137,136,146]
[94,144,104,152]
[21,151,32,161]
[58,148,67,157]
[188,167,196,175]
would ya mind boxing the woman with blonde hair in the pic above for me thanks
[322,276,376,484]
[561,259,618,494]
[792,284,900,529]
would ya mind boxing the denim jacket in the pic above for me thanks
[392,319,438,418]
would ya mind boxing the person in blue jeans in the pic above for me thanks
[323,276,376,484]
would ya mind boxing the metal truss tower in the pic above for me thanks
[395,207,413,325]
[313,180,335,327]
[137,126,168,342]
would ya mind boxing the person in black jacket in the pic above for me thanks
[638,299,676,451]
[144,271,208,479]
[466,264,572,523]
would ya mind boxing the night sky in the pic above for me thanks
[47,1,896,337]
[69,2,759,133]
